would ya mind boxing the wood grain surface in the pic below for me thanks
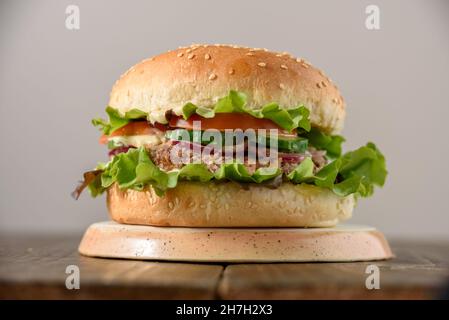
[0,235,448,299]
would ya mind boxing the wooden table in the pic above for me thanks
[0,235,448,299]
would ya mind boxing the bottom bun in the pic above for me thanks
[107,182,354,227]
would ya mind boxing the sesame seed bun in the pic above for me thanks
[107,182,354,228]
[105,44,351,228]
[109,44,346,134]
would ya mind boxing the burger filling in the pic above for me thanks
[74,91,386,199]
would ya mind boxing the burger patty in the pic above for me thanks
[147,141,328,175]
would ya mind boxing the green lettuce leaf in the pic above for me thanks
[92,107,147,135]
[93,90,311,134]
[332,176,366,197]
[302,127,345,159]
[214,163,281,183]
[182,90,311,132]
[285,142,387,198]
[313,158,342,189]
[175,164,214,183]
[84,144,386,199]
[286,158,314,183]
[87,148,281,197]
[337,142,387,197]
[96,147,170,196]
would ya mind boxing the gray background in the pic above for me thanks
[1,0,448,239]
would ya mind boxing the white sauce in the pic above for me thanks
[109,134,166,148]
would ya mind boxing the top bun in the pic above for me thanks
[109,44,346,134]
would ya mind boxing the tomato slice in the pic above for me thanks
[99,114,294,144]
[99,121,167,144]
[99,135,108,144]
[169,113,292,133]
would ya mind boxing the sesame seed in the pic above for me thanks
[280,64,288,70]
[204,53,211,60]
[187,53,195,59]
[257,62,267,67]
[301,63,309,69]
[246,52,255,56]
[316,82,322,89]
[228,69,235,75]
[321,81,327,87]
[177,52,184,57]
[275,54,283,57]
[332,98,338,103]
[296,58,303,63]
[186,48,192,53]
[209,73,217,80]
[279,83,285,89]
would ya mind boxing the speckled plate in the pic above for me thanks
[78,221,393,262]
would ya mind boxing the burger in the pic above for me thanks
[74,44,387,228]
